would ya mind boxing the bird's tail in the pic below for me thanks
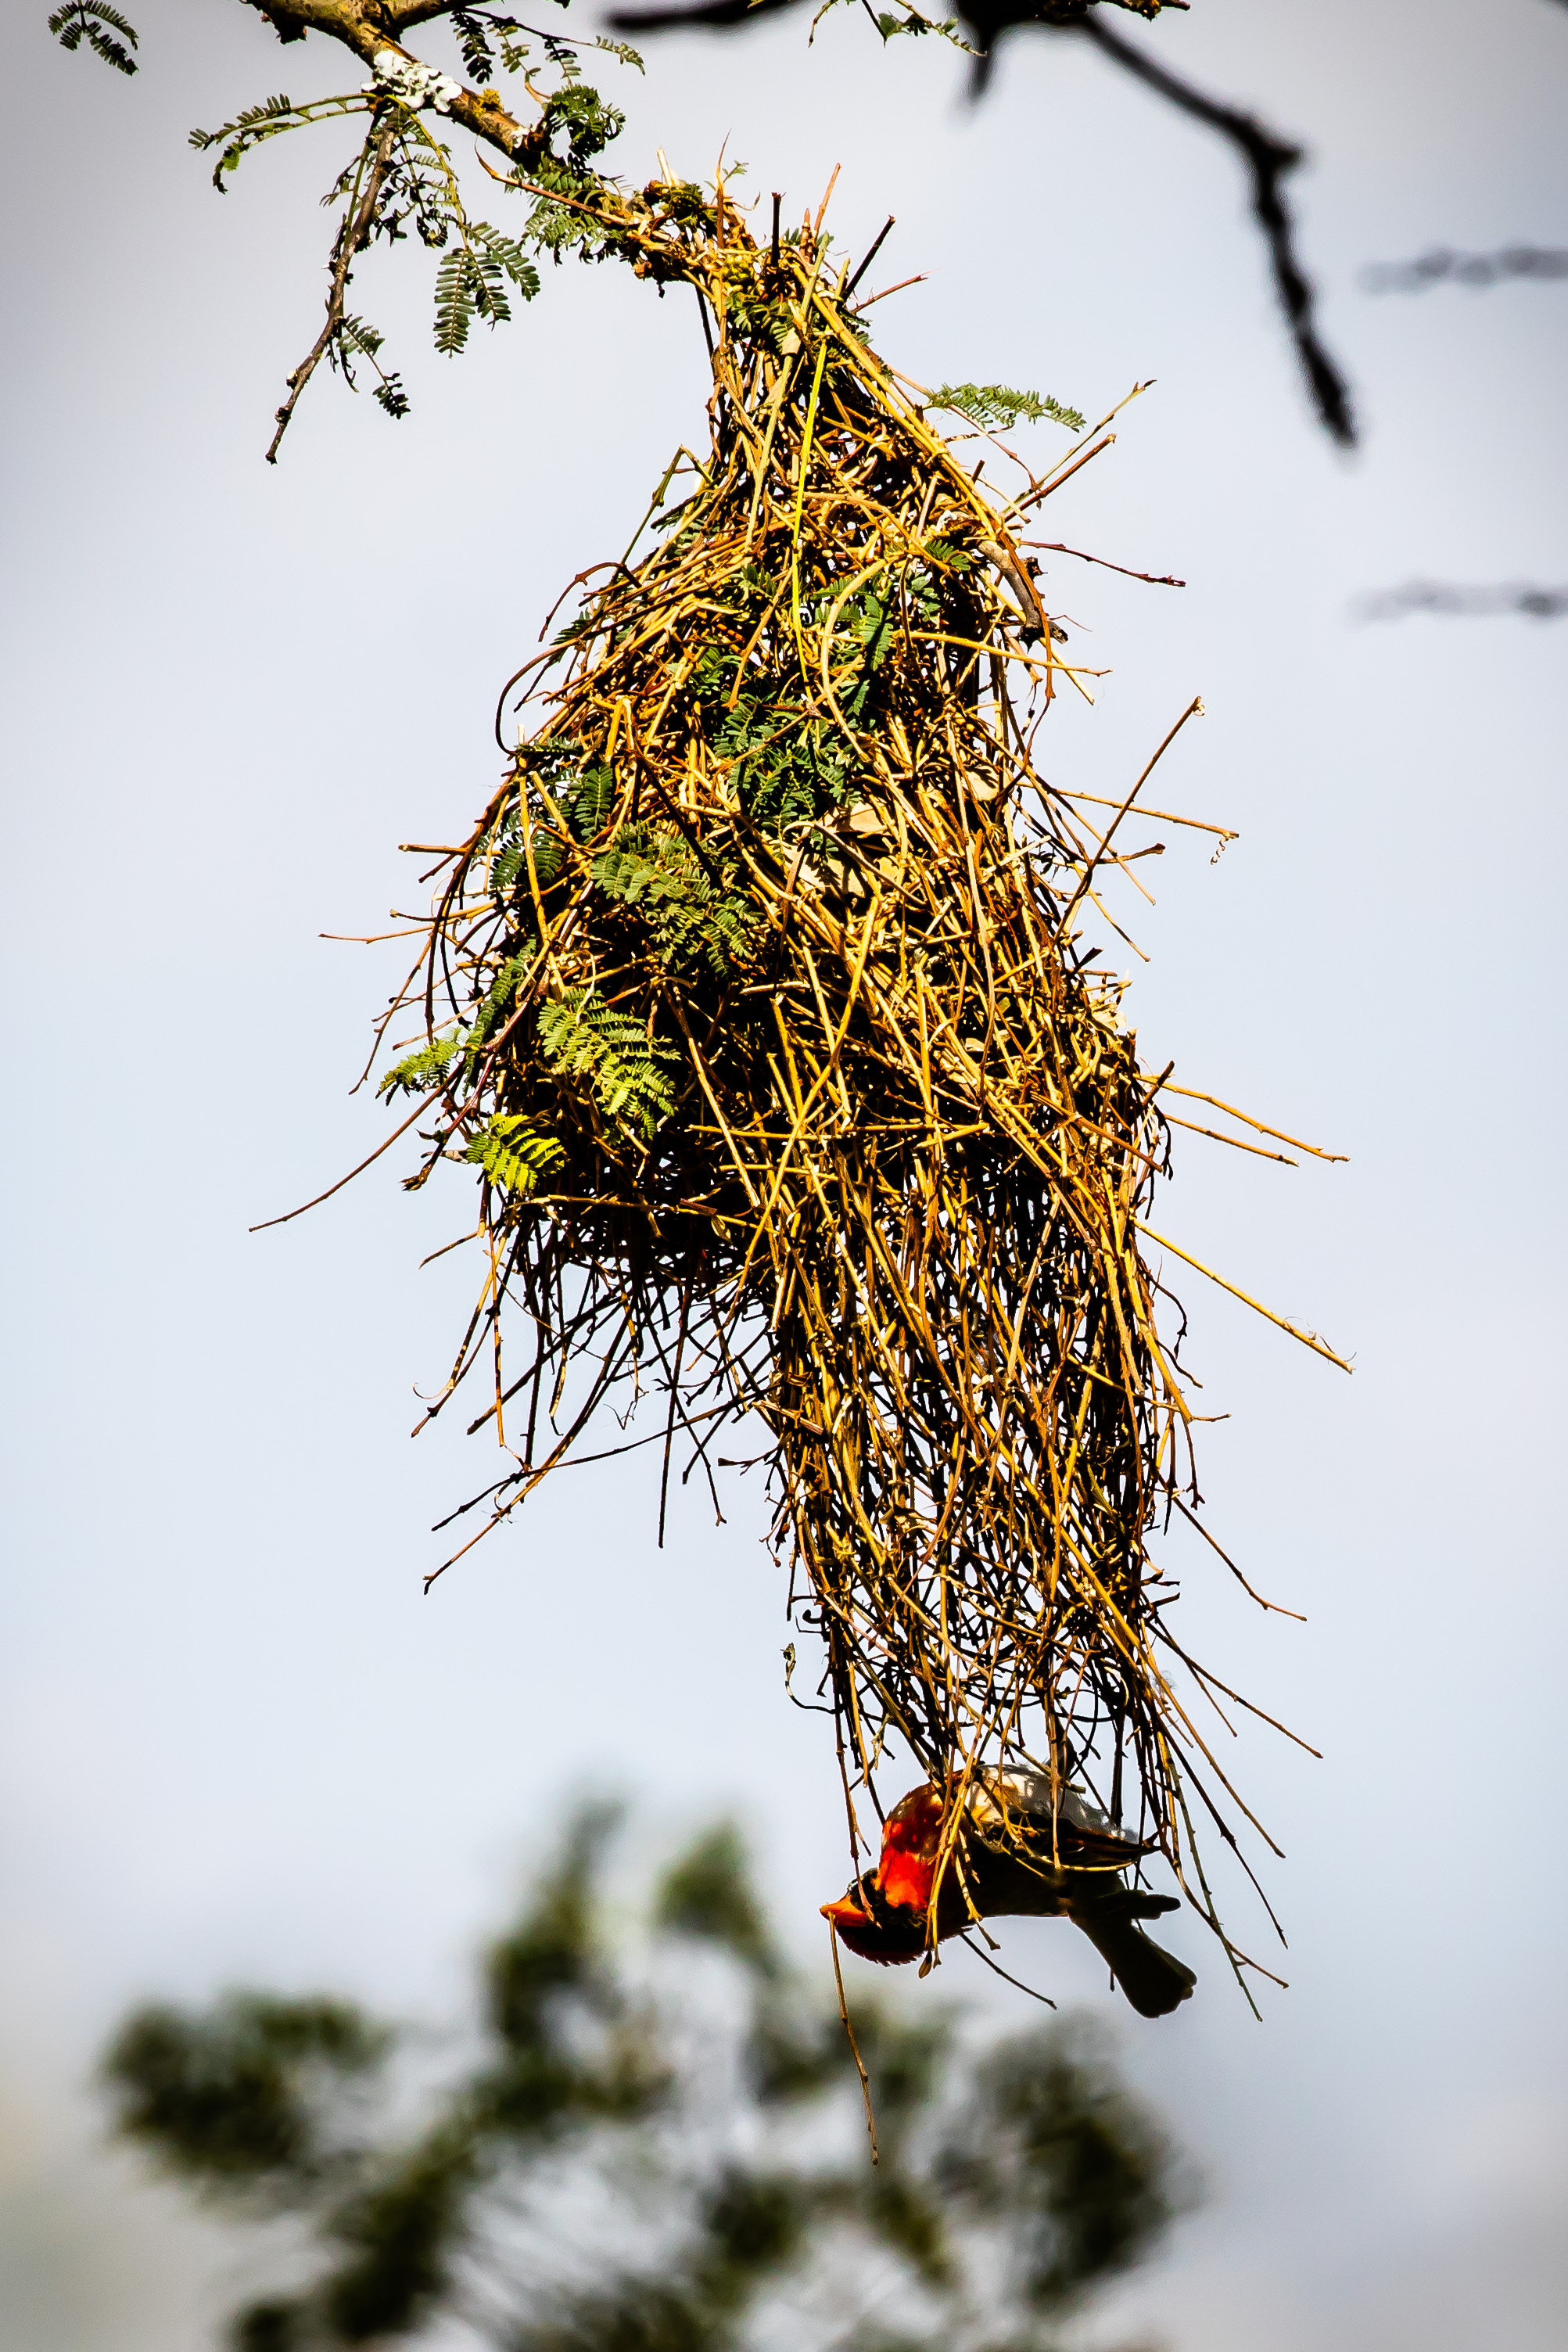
[1072,1901,1197,2020]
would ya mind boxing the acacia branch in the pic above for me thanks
[239,0,551,171]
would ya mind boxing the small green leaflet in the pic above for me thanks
[188,94,375,193]
[571,764,616,842]
[48,1,138,74]
[468,952,532,1046]
[378,951,533,1097]
[593,827,754,976]
[434,227,541,355]
[537,989,677,1141]
[337,315,411,421]
[921,535,974,572]
[378,1032,465,1099]
[931,382,1086,435]
[463,1117,565,1195]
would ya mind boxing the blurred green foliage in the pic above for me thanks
[102,1808,1184,2350]
[101,1995,389,2200]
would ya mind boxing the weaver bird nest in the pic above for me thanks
[357,171,1343,1989]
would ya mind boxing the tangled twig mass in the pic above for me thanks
[366,171,1340,1987]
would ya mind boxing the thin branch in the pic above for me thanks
[958,1931,1058,2005]
[828,1923,879,2167]
[267,113,398,462]
[1024,536,1184,587]
[1355,580,1568,623]
[1362,243,1568,293]
[1075,16,1355,446]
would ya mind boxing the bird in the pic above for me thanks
[822,1770,1197,2018]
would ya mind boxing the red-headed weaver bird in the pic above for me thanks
[823,1772,1197,2019]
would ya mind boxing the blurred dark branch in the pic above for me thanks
[608,0,1179,39]
[1362,244,1568,293]
[608,0,801,27]
[1074,16,1355,445]
[604,0,1354,447]
[1355,581,1568,622]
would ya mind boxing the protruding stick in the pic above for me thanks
[829,1923,879,2166]
[845,214,895,300]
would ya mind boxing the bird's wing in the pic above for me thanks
[970,1770,1145,1862]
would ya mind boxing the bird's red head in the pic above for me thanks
[821,1784,954,1965]
[821,1874,927,1966]
[874,1784,945,1912]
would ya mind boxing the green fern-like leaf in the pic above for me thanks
[593,828,754,976]
[537,989,677,1140]
[467,952,534,1058]
[48,1,138,74]
[188,93,368,192]
[471,222,542,300]
[536,84,627,173]
[489,796,573,894]
[449,8,498,84]
[433,221,540,356]
[335,314,411,420]
[569,764,616,842]
[464,1116,565,1195]
[931,382,1085,435]
[839,583,897,716]
[379,950,534,1099]
[590,35,645,70]
[338,315,386,361]
[592,834,675,908]
[434,252,479,355]
[532,828,569,887]
[378,1032,465,1099]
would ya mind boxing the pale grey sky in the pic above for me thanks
[2,1,1566,2346]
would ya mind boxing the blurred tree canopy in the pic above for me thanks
[102,1808,1185,2351]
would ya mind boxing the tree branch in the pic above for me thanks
[601,0,1352,447]
[1075,16,1355,445]
[237,0,551,171]
[266,110,399,462]
[1361,243,1568,293]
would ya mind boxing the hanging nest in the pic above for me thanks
[361,170,1344,1984]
